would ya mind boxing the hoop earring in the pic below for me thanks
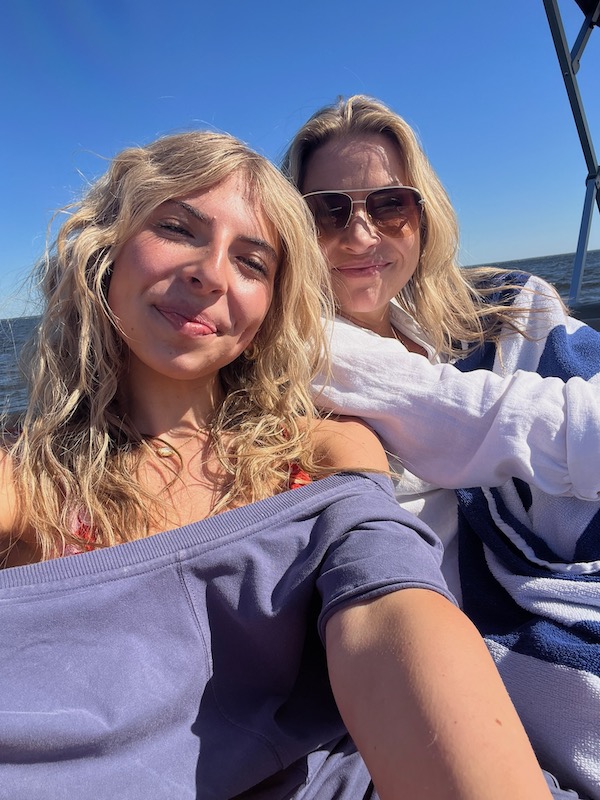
[244,342,259,361]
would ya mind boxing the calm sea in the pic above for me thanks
[2,249,599,415]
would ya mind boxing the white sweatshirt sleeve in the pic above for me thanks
[313,317,600,501]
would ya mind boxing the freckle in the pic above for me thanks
[495,719,502,726]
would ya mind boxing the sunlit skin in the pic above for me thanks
[302,134,421,342]
[107,173,280,436]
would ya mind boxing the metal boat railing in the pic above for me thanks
[542,0,600,324]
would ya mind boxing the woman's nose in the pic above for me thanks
[340,209,381,251]
[187,247,229,293]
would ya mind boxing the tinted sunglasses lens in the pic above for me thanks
[366,188,422,237]
[304,193,351,233]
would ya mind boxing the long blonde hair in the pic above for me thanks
[8,131,333,559]
[282,94,547,357]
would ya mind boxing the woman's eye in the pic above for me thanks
[240,256,268,276]
[156,220,192,236]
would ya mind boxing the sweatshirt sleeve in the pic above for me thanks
[315,473,456,642]
[313,304,600,501]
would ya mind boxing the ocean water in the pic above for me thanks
[0,315,36,417]
[480,249,600,305]
[2,249,599,415]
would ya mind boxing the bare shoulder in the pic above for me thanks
[312,415,390,473]
[0,446,18,535]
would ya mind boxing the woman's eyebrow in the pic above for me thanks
[239,235,279,265]
[174,200,209,223]
[173,200,279,265]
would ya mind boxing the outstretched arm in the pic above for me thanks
[314,312,600,500]
[326,589,552,800]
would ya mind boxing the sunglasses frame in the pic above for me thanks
[302,185,425,237]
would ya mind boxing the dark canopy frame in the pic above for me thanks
[542,0,600,306]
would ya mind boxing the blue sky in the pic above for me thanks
[1,0,599,318]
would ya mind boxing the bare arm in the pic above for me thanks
[0,449,21,567]
[326,589,552,800]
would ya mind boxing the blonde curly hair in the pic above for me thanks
[282,94,545,358]
[8,131,333,559]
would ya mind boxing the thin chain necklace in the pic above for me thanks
[338,310,411,349]
[390,324,404,345]
[389,322,429,357]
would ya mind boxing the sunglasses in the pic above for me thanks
[302,186,425,238]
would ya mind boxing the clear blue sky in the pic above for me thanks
[1,0,599,318]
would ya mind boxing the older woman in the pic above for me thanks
[0,130,552,798]
[284,94,599,800]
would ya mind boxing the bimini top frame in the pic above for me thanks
[542,0,600,306]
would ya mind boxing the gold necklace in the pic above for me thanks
[390,324,404,344]
[389,323,428,357]
[148,428,203,459]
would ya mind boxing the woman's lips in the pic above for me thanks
[155,306,219,336]
[333,262,390,278]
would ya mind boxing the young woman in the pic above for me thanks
[283,94,600,800]
[0,131,552,798]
